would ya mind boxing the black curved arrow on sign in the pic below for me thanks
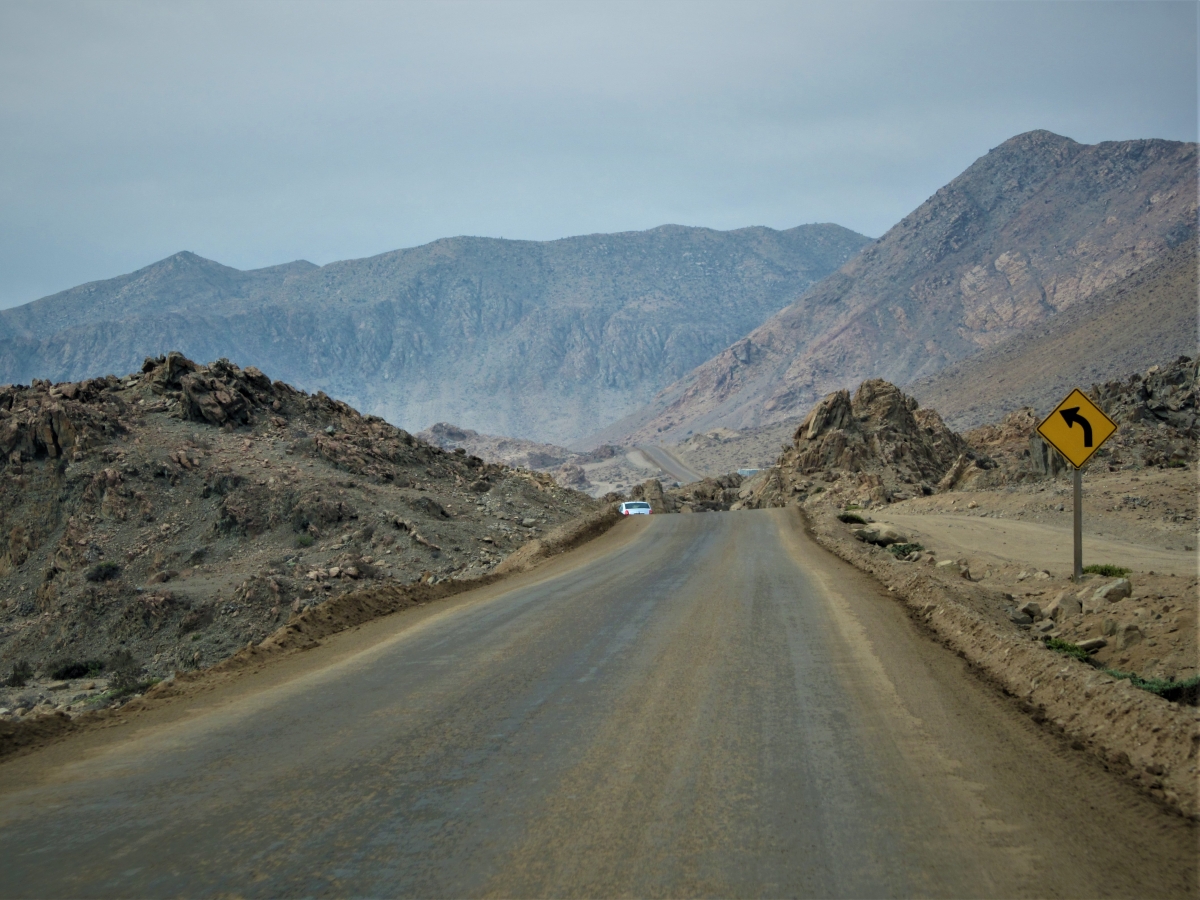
[1060,407,1093,447]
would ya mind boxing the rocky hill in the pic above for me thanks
[751,355,1197,510]
[909,237,1199,430]
[604,131,1197,444]
[0,224,868,445]
[0,353,600,710]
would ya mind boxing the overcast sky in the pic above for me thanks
[0,0,1195,308]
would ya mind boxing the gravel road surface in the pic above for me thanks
[0,510,1192,898]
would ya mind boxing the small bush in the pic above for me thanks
[1046,637,1091,663]
[837,512,867,525]
[886,542,924,558]
[49,659,105,680]
[1082,564,1130,578]
[107,649,142,692]
[85,561,121,582]
[1104,669,1200,705]
[843,503,862,511]
[4,660,33,687]
[1166,459,1187,468]
[295,533,314,548]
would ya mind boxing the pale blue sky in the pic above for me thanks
[1,0,1196,308]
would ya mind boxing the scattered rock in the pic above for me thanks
[1044,590,1082,621]
[851,524,909,547]
[1019,600,1042,620]
[1077,638,1107,652]
[1116,624,1144,650]
[1093,579,1132,603]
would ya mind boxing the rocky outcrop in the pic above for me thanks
[748,381,967,508]
[792,381,965,482]
[0,376,127,465]
[1092,356,1197,435]
[960,357,1199,478]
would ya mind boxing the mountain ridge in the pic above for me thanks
[601,130,1198,445]
[0,223,869,443]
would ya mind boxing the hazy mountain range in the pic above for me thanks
[2,129,1196,451]
[597,130,1197,444]
[0,224,868,444]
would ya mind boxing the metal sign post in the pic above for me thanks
[1073,467,1083,582]
[1036,388,1118,583]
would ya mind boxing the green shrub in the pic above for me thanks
[843,503,862,511]
[295,534,314,548]
[1166,459,1187,468]
[1082,564,1130,578]
[1045,637,1091,663]
[1104,669,1200,705]
[837,512,867,525]
[886,542,925,558]
[4,660,32,687]
[49,659,105,680]
[85,561,121,582]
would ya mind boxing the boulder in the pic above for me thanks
[1092,579,1132,603]
[851,523,909,547]
[1044,590,1082,621]
[1019,600,1043,620]
[1077,637,1107,652]
[1115,623,1143,650]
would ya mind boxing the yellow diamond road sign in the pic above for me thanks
[1036,388,1118,469]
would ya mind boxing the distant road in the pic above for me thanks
[636,443,704,483]
[0,511,1191,897]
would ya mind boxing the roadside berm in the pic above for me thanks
[746,366,1199,819]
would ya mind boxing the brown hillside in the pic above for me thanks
[603,131,1197,445]
[0,354,598,708]
[909,238,1198,429]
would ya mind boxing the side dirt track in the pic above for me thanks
[0,504,621,761]
[802,503,1199,820]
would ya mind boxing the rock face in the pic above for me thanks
[910,237,1200,431]
[610,131,1198,444]
[945,356,1199,485]
[1091,356,1198,435]
[750,380,966,507]
[0,224,868,445]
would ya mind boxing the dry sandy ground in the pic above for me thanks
[859,465,1198,684]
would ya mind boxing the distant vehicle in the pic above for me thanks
[618,501,653,516]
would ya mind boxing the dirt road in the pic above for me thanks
[637,443,705,484]
[882,512,1198,577]
[0,511,1192,897]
